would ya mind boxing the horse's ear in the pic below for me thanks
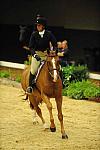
[47,50,58,57]
[55,48,58,55]
[52,50,57,56]
[54,50,58,56]
[56,51,58,56]
[47,48,50,55]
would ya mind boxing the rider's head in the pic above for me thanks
[35,15,47,32]
[62,40,68,49]
[57,41,62,49]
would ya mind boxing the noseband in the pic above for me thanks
[48,68,60,79]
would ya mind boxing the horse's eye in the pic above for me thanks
[57,65,60,70]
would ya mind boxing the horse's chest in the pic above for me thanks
[43,84,59,97]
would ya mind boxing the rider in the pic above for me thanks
[26,15,57,94]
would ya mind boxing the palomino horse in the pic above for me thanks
[21,51,68,139]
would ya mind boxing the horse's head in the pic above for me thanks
[46,51,60,82]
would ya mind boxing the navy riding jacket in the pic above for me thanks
[28,30,57,55]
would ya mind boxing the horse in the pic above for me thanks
[21,51,68,139]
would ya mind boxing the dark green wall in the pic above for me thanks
[0,0,100,71]
[0,0,100,31]
[0,24,100,71]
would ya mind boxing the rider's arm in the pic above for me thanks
[28,32,41,61]
[28,32,36,56]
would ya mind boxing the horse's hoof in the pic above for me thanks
[50,127,56,132]
[33,120,39,125]
[62,134,68,139]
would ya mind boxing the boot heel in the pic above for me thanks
[26,86,33,94]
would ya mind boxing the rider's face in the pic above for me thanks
[37,24,44,32]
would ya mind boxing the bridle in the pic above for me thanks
[48,68,60,79]
[46,56,60,80]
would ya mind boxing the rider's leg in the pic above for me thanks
[26,72,36,94]
[26,56,40,94]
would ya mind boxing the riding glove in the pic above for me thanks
[34,54,41,61]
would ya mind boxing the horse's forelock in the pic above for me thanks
[47,51,57,57]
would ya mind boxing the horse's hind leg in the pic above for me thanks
[29,95,48,129]
[35,106,44,122]
[35,106,49,129]
[32,109,39,124]
[29,102,39,124]
[55,96,68,139]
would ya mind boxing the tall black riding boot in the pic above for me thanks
[26,72,36,94]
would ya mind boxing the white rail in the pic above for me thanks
[0,61,25,69]
[0,61,100,80]
[89,73,100,80]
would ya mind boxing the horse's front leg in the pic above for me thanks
[55,96,68,139]
[41,93,56,132]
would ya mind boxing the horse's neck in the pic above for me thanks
[38,62,51,83]
[42,62,50,77]
[37,60,62,97]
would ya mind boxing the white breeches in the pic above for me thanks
[31,56,40,75]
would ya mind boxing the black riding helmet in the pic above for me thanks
[35,15,47,27]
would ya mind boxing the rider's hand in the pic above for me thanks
[34,54,41,61]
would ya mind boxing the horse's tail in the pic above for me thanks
[21,66,30,93]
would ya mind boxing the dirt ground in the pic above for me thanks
[0,81,100,150]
